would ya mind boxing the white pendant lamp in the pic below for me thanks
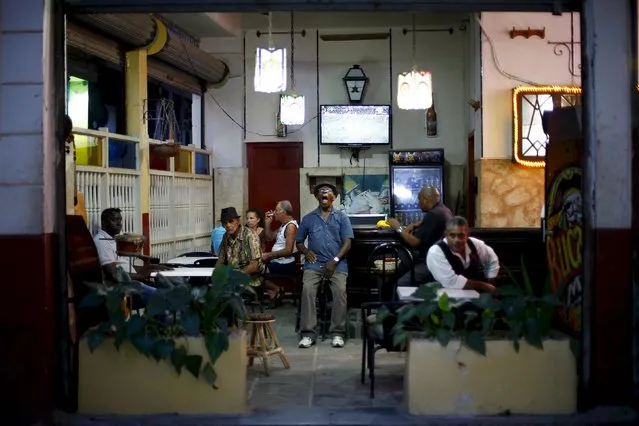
[280,12,305,125]
[280,93,305,125]
[397,70,433,110]
[397,14,433,110]
[254,12,287,93]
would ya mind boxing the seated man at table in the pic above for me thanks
[296,182,353,349]
[215,206,263,288]
[387,185,453,286]
[93,208,169,298]
[426,216,498,293]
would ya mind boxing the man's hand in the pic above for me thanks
[405,223,416,233]
[479,282,496,293]
[265,211,274,226]
[261,252,271,263]
[386,218,401,230]
[135,264,172,278]
[323,259,337,278]
[466,279,496,293]
[305,250,317,264]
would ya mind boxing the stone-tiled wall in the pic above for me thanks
[476,159,544,228]
[214,167,247,222]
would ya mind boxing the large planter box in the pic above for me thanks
[78,330,248,415]
[405,335,577,415]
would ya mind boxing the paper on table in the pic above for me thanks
[396,286,480,301]
[165,256,217,266]
[396,286,422,301]
[150,267,214,278]
[437,288,480,299]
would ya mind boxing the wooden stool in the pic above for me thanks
[245,312,290,376]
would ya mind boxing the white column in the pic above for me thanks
[0,0,56,235]
[582,0,633,230]
[0,0,61,422]
[580,0,635,407]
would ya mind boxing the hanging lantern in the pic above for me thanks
[254,47,287,93]
[397,70,433,110]
[342,65,369,104]
[280,93,305,125]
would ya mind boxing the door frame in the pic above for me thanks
[67,0,581,13]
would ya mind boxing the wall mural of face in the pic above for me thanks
[562,190,582,227]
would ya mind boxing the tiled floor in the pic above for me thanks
[246,303,406,412]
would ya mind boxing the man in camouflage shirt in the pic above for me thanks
[216,207,263,287]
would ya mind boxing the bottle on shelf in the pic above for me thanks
[276,108,287,138]
[426,98,438,137]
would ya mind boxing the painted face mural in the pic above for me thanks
[546,166,583,333]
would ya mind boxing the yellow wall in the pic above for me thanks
[405,337,577,415]
[78,331,248,415]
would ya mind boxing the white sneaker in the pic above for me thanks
[298,336,315,348]
[331,336,345,348]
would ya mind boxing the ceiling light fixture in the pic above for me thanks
[397,14,433,110]
[254,12,287,93]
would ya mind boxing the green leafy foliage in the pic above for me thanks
[79,264,252,387]
[381,258,565,356]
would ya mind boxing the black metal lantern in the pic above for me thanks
[342,64,368,104]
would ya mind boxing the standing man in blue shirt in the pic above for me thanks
[296,182,354,348]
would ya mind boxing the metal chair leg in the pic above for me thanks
[368,339,376,399]
[362,311,368,384]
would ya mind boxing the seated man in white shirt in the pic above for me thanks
[426,216,499,293]
[93,208,167,298]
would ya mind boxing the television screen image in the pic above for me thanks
[320,105,391,145]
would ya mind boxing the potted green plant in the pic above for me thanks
[378,260,578,416]
[76,265,253,415]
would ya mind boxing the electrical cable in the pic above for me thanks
[475,15,542,87]
[175,21,317,138]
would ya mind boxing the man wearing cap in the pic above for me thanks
[296,182,354,348]
[215,207,263,287]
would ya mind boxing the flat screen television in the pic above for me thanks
[319,104,391,146]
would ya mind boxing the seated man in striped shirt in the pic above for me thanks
[426,216,499,293]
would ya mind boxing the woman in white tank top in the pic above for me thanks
[262,201,299,303]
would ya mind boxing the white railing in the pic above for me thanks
[72,128,213,262]
[149,142,213,262]
[73,128,142,237]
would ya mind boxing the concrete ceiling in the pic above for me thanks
[163,13,241,37]
[163,11,468,39]
[241,11,468,31]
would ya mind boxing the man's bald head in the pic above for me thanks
[418,185,441,210]
[419,185,440,199]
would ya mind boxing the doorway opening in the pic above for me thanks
[57,0,599,420]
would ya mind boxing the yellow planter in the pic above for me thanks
[78,331,248,415]
[405,336,577,415]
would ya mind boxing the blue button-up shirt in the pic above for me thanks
[295,207,354,273]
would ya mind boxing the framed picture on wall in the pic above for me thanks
[341,174,390,215]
